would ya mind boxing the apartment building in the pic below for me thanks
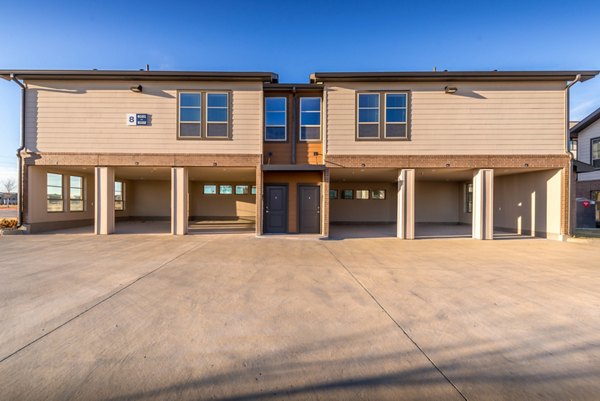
[1,69,597,239]
[570,107,600,226]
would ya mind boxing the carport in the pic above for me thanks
[111,167,172,234]
[494,168,563,239]
[329,168,398,239]
[188,167,256,234]
[413,168,475,239]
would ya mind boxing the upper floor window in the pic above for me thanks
[69,176,84,212]
[179,93,201,137]
[357,93,380,139]
[47,173,63,212]
[592,138,600,168]
[357,92,409,140]
[385,93,407,138]
[265,97,287,141]
[300,97,322,141]
[206,93,229,138]
[178,92,230,139]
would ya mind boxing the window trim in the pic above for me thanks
[329,189,338,199]
[264,96,288,142]
[177,90,232,140]
[356,90,410,141]
[370,189,386,200]
[47,172,64,213]
[203,184,217,195]
[299,97,322,142]
[464,183,473,214]
[355,189,370,200]
[341,189,354,200]
[591,137,600,168]
[69,175,84,212]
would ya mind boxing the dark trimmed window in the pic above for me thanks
[592,138,600,168]
[115,181,125,211]
[300,97,321,141]
[47,173,63,212]
[265,97,287,141]
[178,92,230,139]
[357,92,408,140]
[69,176,84,211]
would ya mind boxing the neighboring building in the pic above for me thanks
[1,192,17,205]
[1,69,597,239]
[570,107,600,226]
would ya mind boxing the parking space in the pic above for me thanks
[1,234,599,400]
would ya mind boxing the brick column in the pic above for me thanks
[94,166,115,235]
[321,168,330,238]
[171,167,188,235]
[397,169,415,239]
[255,166,263,236]
[473,169,494,240]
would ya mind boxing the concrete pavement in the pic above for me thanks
[0,232,599,400]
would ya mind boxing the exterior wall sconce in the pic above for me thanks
[130,85,143,93]
[444,86,457,94]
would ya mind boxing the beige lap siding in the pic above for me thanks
[25,80,263,154]
[326,81,566,155]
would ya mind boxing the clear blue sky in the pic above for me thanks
[1,0,599,184]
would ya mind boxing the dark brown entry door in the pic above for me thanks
[264,185,287,233]
[298,185,320,234]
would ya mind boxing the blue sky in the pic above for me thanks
[1,0,599,183]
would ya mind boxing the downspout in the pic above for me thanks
[291,86,297,165]
[10,74,26,228]
[565,74,581,237]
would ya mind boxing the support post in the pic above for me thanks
[94,167,115,235]
[473,169,494,240]
[321,168,330,238]
[397,169,415,239]
[255,166,263,236]
[171,167,188,235]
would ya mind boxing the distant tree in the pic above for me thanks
[2,178,16,194]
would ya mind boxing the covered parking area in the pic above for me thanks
[329,167,565,240]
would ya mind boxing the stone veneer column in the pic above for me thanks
[472,169,494,240]
[171,167,188,235]
[397,169,415,239]
[94,167,115,235]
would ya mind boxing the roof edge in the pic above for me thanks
[0,70,279,83]
[310,70,599,83]
[571,106,600,134]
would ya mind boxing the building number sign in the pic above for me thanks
[127,114,149,126]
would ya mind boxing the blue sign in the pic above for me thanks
[136,114,148,125]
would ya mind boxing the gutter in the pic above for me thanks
[565,74,582,238]
[291,86,297,165]
[8,74,26,228]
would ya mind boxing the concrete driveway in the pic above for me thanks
[0,233,599,400]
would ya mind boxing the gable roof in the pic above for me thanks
[571,107,600,135]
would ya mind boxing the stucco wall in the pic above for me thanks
[189,181,256,219]
[415,181,460,223]
[329,182,397,223]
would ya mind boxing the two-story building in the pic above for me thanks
[570,107,600,227]
[1,69,597,239]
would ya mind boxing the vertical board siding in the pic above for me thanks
[326,81,567,155]
[25,80,263,154]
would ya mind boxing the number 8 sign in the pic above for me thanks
[127,114,137,126]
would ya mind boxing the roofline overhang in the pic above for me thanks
[310,70,599,83]
[0,70,279,83]
[571,107,600,135]
[263,83,323,92]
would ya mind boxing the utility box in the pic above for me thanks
[576,198,597,228]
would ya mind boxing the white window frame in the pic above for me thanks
[178,92,202,138]
[265,97,287,142]
[206,92,229,138]
[299,97,322,142]
[356,93,380,139]
[384,93,408,139]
